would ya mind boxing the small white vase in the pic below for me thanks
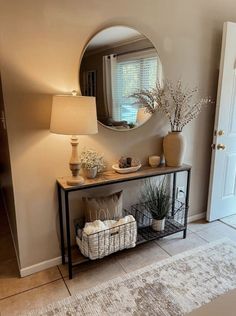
[152,218,166,231]
[163,131,185,167]
[148,155,161,168]
[84,166,98,179]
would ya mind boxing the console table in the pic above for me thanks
[57,164,191,279]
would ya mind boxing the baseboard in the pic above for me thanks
[188,212,206,223]
[20,256,62,277]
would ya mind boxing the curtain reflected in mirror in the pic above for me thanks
[80,26,163,131]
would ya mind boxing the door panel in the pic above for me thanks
[228,70,236,135]
[223,154,236,198]
[207,22,236,221]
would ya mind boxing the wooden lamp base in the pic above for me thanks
[66,135,84,186]
[66,176,84,186]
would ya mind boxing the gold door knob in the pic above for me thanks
[217,144,226,150]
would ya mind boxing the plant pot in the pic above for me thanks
[152,218,166,231]
[84,166,98,179]
[163,131,185,167]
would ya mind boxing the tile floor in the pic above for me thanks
[1,201,236,315]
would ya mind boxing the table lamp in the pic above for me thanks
[50,94,98,186]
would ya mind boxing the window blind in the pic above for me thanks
[113,50,161,123]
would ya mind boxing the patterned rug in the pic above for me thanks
[221,214,236,229]
[26,239,236,316]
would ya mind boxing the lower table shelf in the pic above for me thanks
[137,219,186,243]
[66,224,187,268]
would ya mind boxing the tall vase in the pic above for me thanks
[163,131,185,167]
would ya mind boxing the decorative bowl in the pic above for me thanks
[112,164,142,174]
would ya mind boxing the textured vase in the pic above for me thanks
[84,166,98,179]
[163,132,185,167]
[152,218,165,231]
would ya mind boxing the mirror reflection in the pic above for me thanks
[80,26,163,131]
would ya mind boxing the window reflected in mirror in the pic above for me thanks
[80,26,163,131]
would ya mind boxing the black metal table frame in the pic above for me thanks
[57,168,191,279]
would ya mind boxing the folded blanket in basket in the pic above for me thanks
[83,215,135,235]
[76,215,137,260]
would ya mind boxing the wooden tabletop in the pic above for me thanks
[57,164,191,191]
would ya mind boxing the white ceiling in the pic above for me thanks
[87,26,144,51]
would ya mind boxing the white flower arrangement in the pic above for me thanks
[80,148,106,172]
[131,80,213,132]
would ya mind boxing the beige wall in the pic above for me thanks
[0,0,235,269]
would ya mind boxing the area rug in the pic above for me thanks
[220,214,236,229]
[26,239,236,316]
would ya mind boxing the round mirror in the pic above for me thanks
[79,26,163,131]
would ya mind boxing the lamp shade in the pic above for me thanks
[50,95,98,135]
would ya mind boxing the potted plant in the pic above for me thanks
[80,148,106,179]
[140,178,171,231]
[131,80,211,167]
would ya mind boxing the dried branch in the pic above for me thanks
[130,80,212,132]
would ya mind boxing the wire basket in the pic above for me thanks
[125,199,187,242]
[75,216,137,260]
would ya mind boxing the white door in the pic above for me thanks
[207,22,236,222]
